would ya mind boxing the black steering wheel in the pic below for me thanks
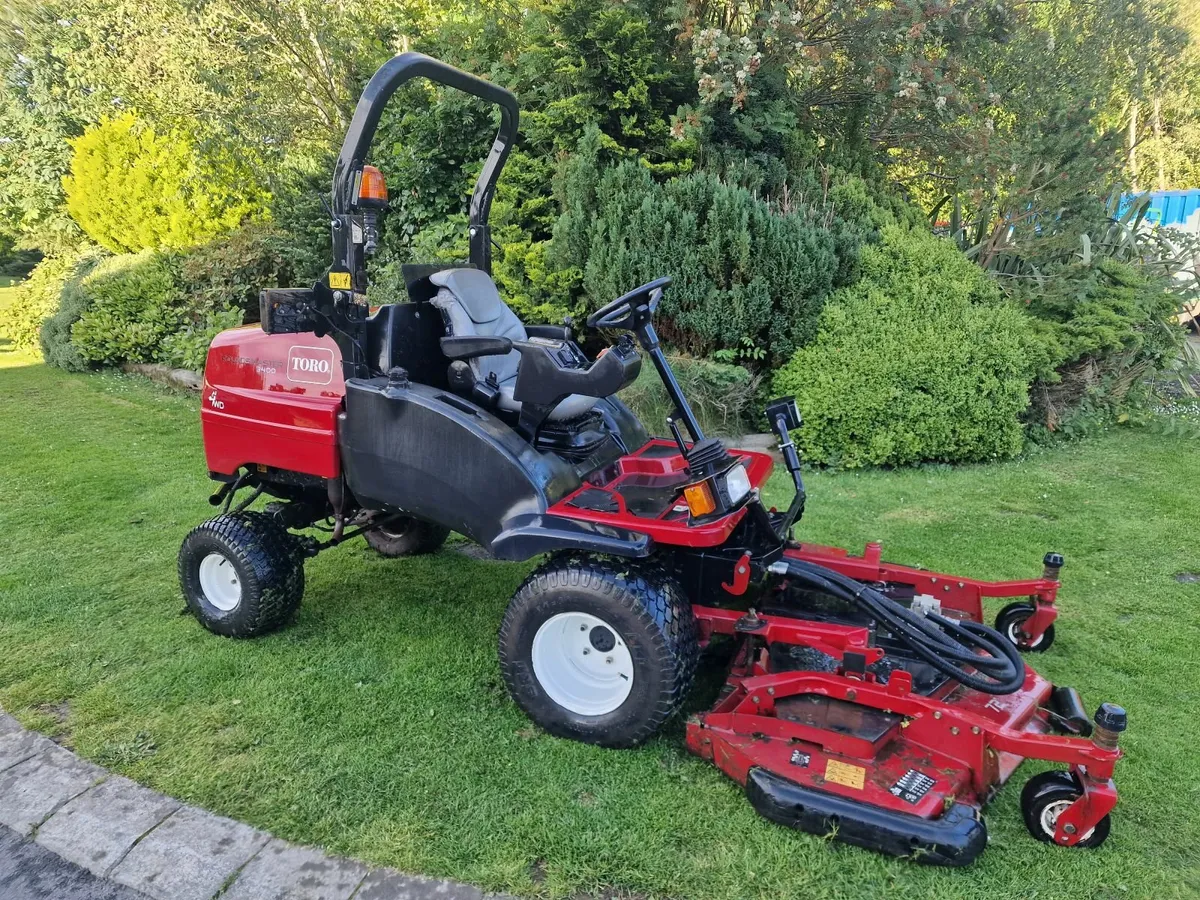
[586,276,672,330]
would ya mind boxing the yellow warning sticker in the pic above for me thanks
[329,272,352,289]
[824,760,866,790]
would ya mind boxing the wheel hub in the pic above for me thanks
[1039,798,1095,842]
[198,552,242,612]
[531,612,633,716]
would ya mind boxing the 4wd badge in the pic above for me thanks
[287,345,336,385]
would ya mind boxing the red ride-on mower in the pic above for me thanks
[180,53,1126,865]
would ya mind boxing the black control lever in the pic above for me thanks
[765,396,807,537]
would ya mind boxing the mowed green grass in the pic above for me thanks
[1,346,1199,899]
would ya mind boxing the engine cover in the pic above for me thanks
[201,326,345,478]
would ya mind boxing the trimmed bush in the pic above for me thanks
[68,251,186,367]
[39,254,107,372]
[552,130,859,367]
[63,114,266,253]
[2,249,100,351]
[773,225,1035,468]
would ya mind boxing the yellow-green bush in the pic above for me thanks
[63,114,266,254]
[773,225,1035,468]
[1,249,101,351]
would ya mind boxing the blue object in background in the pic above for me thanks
[1120,189,1200,232]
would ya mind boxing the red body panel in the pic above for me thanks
[548,439,775,547]
[201,326,346,478]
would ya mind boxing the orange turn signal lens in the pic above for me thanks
[683,479,717,517]
[358,165,388,205]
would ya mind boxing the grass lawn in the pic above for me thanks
[1,344,1198,899]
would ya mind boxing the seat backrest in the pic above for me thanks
[430,268,525,386]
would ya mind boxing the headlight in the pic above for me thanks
[723,462,751,505]
[682,462,751,519]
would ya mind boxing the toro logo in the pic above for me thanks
[287,345,336,385]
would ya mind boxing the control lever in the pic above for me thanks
[765,396,807,538]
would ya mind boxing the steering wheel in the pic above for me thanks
[586,276,672,330]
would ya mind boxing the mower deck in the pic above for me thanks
[683,547,1121,865]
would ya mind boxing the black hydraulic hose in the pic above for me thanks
[781,559,1027,695]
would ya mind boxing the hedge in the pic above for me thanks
[773,225,1036,468]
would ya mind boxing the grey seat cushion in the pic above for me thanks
[430,268,599,421]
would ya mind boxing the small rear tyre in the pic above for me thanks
[1020,771,1111,848]
[178,512,304,638]
[364,517,449,557]
[499,555,698,748]
[996,602,1055,652]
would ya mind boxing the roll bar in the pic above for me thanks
[331,52,520,275]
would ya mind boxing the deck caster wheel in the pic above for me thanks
[996,602,1054,652]
[499,555,698,748]
[178,512,305,638]
[1020,771,1111,848]
[364,516,449,557]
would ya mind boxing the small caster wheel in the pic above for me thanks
[996,602,1054,652]
[1021,771,1111,848]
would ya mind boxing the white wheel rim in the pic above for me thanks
[1007,618,1043,648]
[1039,797,1095,841]
[531,612,634,716]
[199,553,242,612]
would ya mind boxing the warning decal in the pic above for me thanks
[824,759,866,790]
[889,769,936,804]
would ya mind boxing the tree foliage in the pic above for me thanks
[62,114,266,253]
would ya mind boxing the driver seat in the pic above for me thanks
[429,268,599,421]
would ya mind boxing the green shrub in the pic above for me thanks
[68,251,186,367]
[552,131,858,367]
[179,223,314,321]
[620,355,759,437]
[63,114,267,253]
[773,225,1035,468]
[2,249,99,350]
[39,255,106,371]
[1018,257,1185,429]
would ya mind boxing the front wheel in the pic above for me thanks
[1020,771,1111,848]
[499,555,698,748]
[178,512,305,638]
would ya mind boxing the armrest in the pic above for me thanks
[440,335,513,360]
[524,324,572,341]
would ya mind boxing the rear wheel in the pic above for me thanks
[178,512,304,638]
[499,555,698,748]
[364,516,449,557]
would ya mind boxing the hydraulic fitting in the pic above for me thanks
[1092,703,1127,751]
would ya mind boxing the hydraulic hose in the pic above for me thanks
[781,558,1027,695]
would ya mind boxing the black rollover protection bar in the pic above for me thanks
[330,52,520,278]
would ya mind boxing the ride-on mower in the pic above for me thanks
[180,53,1126,866]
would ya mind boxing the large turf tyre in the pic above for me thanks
[498,555,699,748]
[1020,770,1111,849]
[363,517,450,557]
[178,512,305,638]
[995,601,1055,652]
